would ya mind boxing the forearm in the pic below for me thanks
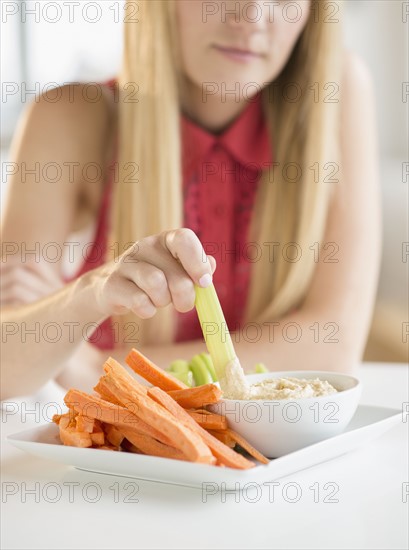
[233,309,362,374]
[1,269,106,399]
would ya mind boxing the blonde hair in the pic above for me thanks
[111,0,343,347]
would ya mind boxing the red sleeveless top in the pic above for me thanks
[65,80,273,349]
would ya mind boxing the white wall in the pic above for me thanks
[343,1,408,321]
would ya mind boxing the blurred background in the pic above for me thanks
[1,0,408,362]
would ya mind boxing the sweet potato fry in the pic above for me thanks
[147,387,254,470]
[207,430,236,448]
[90,431,105,446]
[52,414,63,424]
[186,410,227,430]
[126,348,188,391]
[93,381,122,405]
[167,384,222,408]
[59,424,92,448]
[101,372,215,464]
[120,428,187,461]
[76,415,95,433]
[103,424,124,447]
[227,429,270,465]
[65,389,174,447]
[56,349,268,469]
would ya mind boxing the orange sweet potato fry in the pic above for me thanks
[76,415,95,433]
[147,387,254,470]
[103,424,124,447]
[56,350,268,469]
[100,372,215,464]
[167,384,222,409]
[58,412,77,430]
[186,410,227,431]
[207,429,236,448]
[65,389,174,447]
[227,429,270,465]
[90,431,105,446]
[126,348,188,391]
[59,424,92,448]
[93,381,122,405]
[120,428,187,461]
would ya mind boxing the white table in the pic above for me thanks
[1,362,408,550]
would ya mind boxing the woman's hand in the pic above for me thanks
[0,257,64,307]
[95,228,216,319]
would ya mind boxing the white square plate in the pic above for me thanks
[7,404,401,489]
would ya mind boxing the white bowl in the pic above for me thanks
[210,371,361,458]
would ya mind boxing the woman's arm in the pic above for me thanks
[1,85,216,398]
[114,51,381,376]
[1,84,114,399]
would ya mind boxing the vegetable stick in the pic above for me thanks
[64,389,174,446]
[76,415,95,433]
[120,428,187,461]
[53,411,76,428]
[126,348,188,391]
[147,387,254,470]
[227,429,270,465]
[166,384,222,409]
[58,424,92,448]
[103,357,148,395]
[207,430,236,448]
[194,284,237,382]
[103,424,125,447]
[100,372,215,464]
[52,414,63,424]
[90,431,105,446]
[186,411,227,431]
[93,381,122,405]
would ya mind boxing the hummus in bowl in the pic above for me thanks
[210,370,361,458]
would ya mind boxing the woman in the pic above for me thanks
[0,0,380,399]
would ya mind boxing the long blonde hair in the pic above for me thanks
[111,0,343,347]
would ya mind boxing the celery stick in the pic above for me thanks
[170,370,194,387]
[169,360,190,374]
[190,354,213,386]
[200,353,218,382]
[194,284,237,381]
[254,363,268,373]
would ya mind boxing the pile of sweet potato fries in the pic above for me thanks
[53,348,269,469]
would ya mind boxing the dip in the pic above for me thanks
[220,359,338,400]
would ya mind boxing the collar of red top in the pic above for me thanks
[181,92,273,181]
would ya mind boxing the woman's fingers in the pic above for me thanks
[121,252,195,313]
[0,282,42,305]
[161,228,213,288]
[121,261,172,308]
[102,273,157,319]
[1,257,63,291]
[0,266,54,297]
[97,228,217,318]
[0,264,63,307]
[208,255,217,274]
[28,260,64,289]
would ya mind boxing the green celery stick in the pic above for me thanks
[190,354,213,386]
[194,284,237,381]
[170,369,194,387]
[199,353,218,382]
[168,360,190,374]
[254,363,268,373]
